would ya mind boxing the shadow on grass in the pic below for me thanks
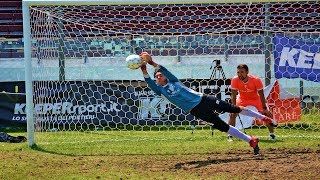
[259,139,284,143]
[174,157,242,169]
[30,144,78,156]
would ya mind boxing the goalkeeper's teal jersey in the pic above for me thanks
[144,65,203,112]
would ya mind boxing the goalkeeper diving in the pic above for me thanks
[139,52,277,155]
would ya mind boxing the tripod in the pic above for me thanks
[191,60,227,135]
[210,60,226,80]
[191,60,246,135]
[209,60,226,136]
[208,60,246,135]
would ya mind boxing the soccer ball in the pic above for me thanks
[126,54,142,70]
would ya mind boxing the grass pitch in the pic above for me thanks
[0,111,319,179]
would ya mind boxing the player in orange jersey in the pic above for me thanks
[228,64,277,142]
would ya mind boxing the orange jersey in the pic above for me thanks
[231,74,264,110]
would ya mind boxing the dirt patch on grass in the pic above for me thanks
[169,148,320,179]
[1,147,319,179]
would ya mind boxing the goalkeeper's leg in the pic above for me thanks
[217,99,278,127]
[190,109,260,155]
[240,108,278,127]
[213,116,260,155]
[213,97,278,127]
[227,113,238,142]
[210,114,260,155]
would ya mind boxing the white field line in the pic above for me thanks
[36,134,320,145]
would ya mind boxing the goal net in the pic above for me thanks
[23,0,320,146]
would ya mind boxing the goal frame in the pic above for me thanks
[24,0,230,147]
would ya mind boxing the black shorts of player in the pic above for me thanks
[190,94,241,132]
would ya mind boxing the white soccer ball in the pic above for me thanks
[126,54,142,70]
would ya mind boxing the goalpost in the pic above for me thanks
[22,0,320,147]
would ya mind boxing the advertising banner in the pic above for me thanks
[0,79,231,126]
[274,34,320,82]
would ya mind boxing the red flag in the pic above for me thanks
[255,80,301,125]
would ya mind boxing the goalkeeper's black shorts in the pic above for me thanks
[190,94,241,132]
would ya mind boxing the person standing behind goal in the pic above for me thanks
[139,52,277,155]
[228,64,277,142]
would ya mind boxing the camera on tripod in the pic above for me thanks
[210,59,225,80]
[210,60,221,70]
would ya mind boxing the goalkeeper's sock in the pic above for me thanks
[227,126,251,143]
[240,108,265,119]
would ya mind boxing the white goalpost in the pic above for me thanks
[22,0,320,146]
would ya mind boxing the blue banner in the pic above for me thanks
[274,34,320,82]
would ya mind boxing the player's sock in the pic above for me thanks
[227,125,251,142]
[270,133,276,141]
[227,134,233,142]
[269,132,275,136]
[240,108,265,119]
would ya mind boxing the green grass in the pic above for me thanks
[0,111,319,179]
[1,128,319,180]
[2,127,320,156]
[1,110,320,156]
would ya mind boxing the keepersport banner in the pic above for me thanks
[0,79,231,127]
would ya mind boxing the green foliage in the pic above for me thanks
[0,125,27,133]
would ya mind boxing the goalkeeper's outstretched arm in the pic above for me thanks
[140,61,161,96]
[140,52,179,82]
